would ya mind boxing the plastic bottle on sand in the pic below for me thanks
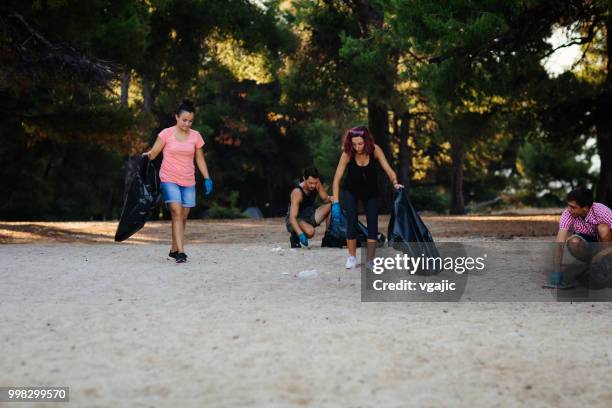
[296,269,319,279]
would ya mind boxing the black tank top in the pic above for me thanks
[286,184,316,217]
[342,153,378,198]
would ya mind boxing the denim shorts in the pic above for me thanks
[161,182,196,207]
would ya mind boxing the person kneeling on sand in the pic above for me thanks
[551,187,612,285]
[286,167,333,248]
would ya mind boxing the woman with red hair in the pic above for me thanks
[331,126,403,269]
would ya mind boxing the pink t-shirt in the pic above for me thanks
[158,127,205,186]
[559,202,612,236]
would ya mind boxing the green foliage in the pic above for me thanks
[301,120,343,184]
[408,187,451,214]
[0,1,151,220]
[0,124,125,220]
[190,60,310,216]
[338,28,397,101]
[1,0,610,220]
[517,139,595,193]
[206,191,247,219]
[508,190,565,208]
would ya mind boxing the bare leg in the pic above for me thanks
[182,207,190,251]
[314,203,332,231]
[348,239,357,257]
[367,239,377,262]
[170,221,178,253]
[567,236,593,263]
[169,203,185,253]
[298,221,315,238]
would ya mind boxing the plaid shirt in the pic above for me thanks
[559,202,612,236]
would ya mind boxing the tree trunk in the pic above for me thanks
[596,16,612,207]
[397,110,411,188]
[368,99,391,157]
[450,138,466,214]
[120,71,131,107]
[368,99,393,213]
[142,77,154,113]
[595,130,611,207]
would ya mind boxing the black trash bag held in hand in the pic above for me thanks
[114,155,161,242]
[356,219,386,247]
[321,209,347,248]
[387,188,440,267]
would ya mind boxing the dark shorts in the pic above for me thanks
[572,233,599,243]
[286,207,319,234]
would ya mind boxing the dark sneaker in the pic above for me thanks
[290,234,301,248]
[176,253,187,263]
[168,251,178,260]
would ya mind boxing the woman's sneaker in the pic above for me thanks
[176,253,187,263]
[345,255,357,269]
[168,251,179,260]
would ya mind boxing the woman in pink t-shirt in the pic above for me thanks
[144,100,213,263]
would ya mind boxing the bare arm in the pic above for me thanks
[289,189,303,235]
[332,152,350,202]
[374,144,402,189]
[195,148,210,179]
[597,223,611,242]
[317,180,332,203]
[553,229,569,271]
[143,136,165,160]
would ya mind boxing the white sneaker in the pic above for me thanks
[345,255,357,269]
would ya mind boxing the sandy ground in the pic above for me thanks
[2,217,612,407]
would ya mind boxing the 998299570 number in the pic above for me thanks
[0,387,69,402]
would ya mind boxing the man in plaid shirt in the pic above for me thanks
[552,187,612,285]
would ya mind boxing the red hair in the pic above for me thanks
[342,126,375,155]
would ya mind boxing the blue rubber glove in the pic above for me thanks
[299,233,309,247]
[204,178,213,196]
[331,202,341,222]
[550,271,562,286]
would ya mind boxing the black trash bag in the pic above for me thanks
[356,220,386,247]
[387,188,440,267]
[321,213,346,248]
[576,252,612,289]
[321,209,385,248]
[114,155,161,242]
